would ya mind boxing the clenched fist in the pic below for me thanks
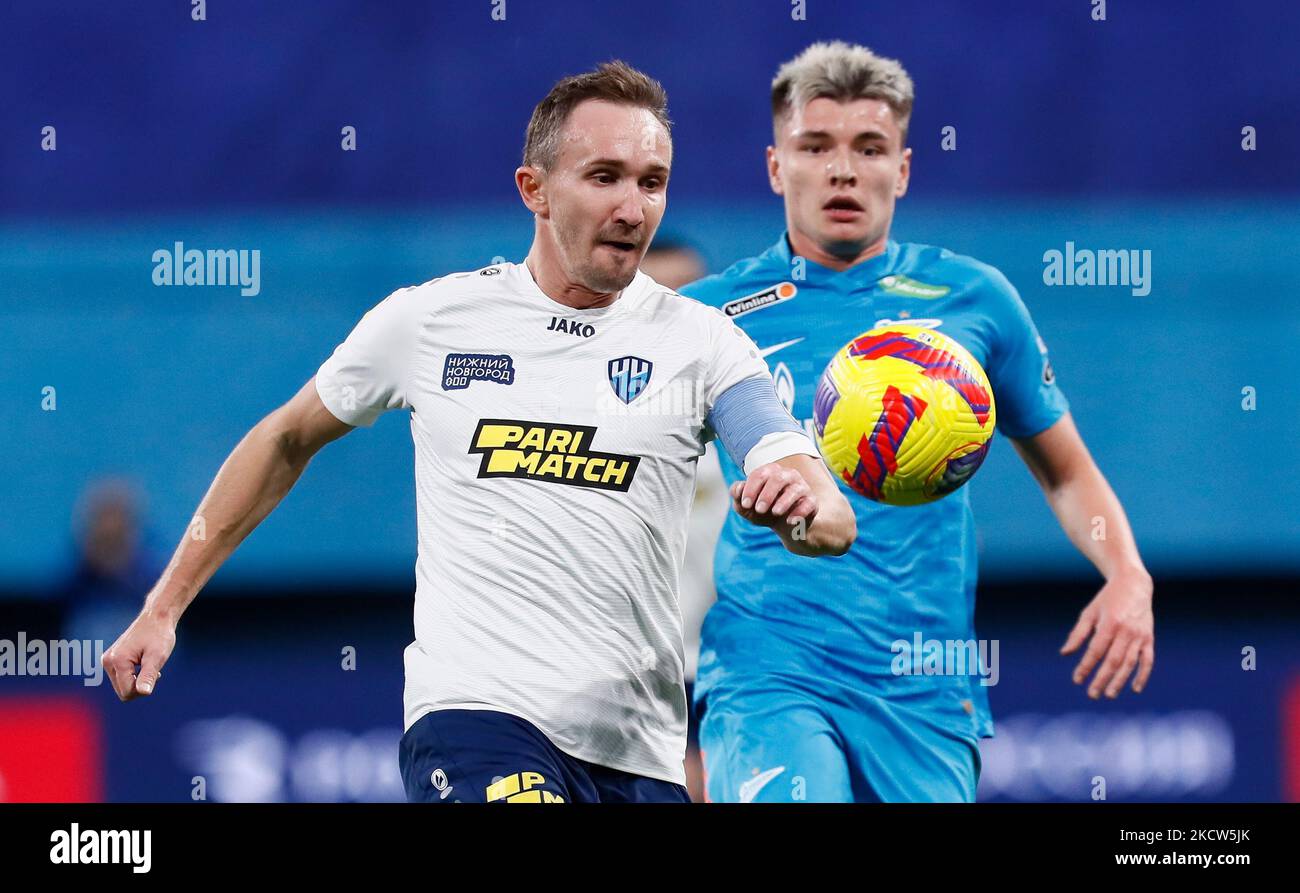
[102,610,177,701]
[730,461,819,532]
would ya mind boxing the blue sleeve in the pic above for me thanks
[705,375,806,470]
[983,269,1069,439]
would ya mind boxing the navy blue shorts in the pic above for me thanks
[399,708,691,803]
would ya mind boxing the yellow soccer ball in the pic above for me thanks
[813,325,997,506]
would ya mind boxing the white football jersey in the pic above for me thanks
[314,260,813,784]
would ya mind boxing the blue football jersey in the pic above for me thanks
[681,234,1068,739]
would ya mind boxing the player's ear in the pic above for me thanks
[766,145,784,196]
[515,165,549,217]
[895,146,912,199]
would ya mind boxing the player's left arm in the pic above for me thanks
[1013,413,1154,699]
[984,266,1154,699]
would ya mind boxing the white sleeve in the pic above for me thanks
[700,306,820,472]
[702,307,772,412]
[314,288,424,427]
[742,431,819,475]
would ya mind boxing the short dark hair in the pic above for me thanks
[523,61,672,170]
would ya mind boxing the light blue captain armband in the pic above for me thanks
[705,375,819,475]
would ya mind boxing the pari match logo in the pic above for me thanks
[469,419,640,492]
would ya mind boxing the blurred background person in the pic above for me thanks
[639,238,706,293]
[59,479,163,649]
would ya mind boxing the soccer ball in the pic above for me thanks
[813,325,996,506]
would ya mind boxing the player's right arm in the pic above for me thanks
[102,378,354,701]
[106,284,426,701]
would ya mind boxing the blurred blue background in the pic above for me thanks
[1,0,1297,802]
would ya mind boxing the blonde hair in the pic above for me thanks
[771,41,915,144]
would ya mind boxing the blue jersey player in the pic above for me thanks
[681,42,1156,802]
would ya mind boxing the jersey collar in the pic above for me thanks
[768,232,901,286]
[512,260,640,317]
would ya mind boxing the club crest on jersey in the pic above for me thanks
[722,282,797,318]
[607,356,653,404]
[469,419,640,492]
[772,362,795,413]
[443,353,516,390]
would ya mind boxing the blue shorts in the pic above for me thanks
[399,708,691,804]
[696,675,982,803]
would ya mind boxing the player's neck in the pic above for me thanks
[524,247,620,310]
[786,227,889,272]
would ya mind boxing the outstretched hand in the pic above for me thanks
[1060,573,1154,699]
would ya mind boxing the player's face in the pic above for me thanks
[769,96,911,262]
[537,100,671,293]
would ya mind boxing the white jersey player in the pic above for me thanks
[103,61,855,803]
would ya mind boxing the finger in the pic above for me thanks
[782,491,817,522]
[1087,632,1131,699]
[1132,640,1155,693]
[749,473,786,515]
[118,667,142,702]
[104,652,135,701]
[784,494,818,525]
[730,495,755,523]
[1060,606,1096,655]
[100,650,120,699]
[768,478,810,518]
[1072,621,1115,686]
[136,653,164,696]
[739,467,776,509]
[1105,638,1143,699]
[730,483,751,513]
[744,467,785,513]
